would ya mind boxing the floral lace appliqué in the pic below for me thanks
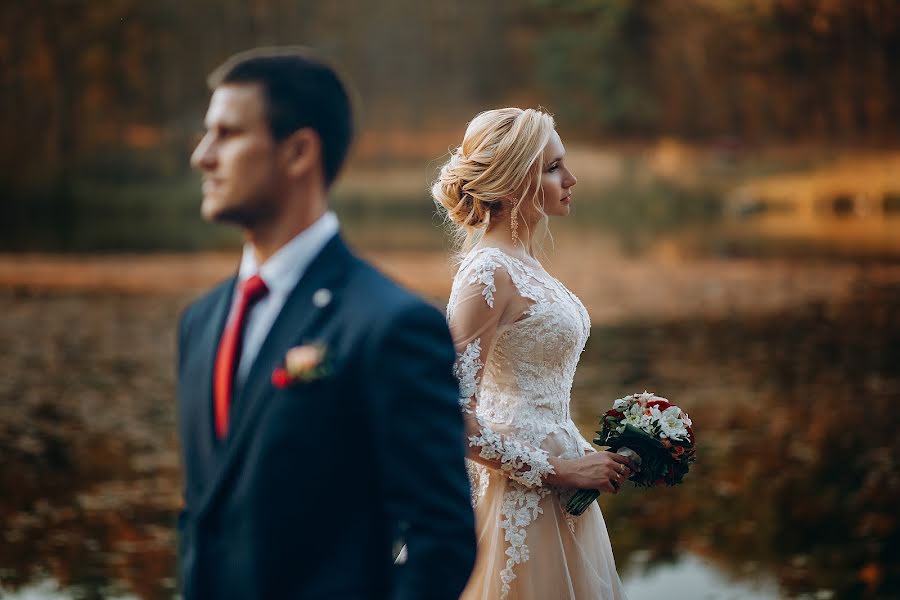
[468,427,554,488]
[498,484,551,599]
[453,339,482,413]
[467,253,500,308]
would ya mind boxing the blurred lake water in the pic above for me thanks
[1,214,899,599]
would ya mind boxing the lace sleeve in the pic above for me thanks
[447,252,554,488]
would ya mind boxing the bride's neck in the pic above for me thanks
[481,211,539,258]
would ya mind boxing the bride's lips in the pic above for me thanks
[561,194,572,203]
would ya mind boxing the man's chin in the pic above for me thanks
[201,198,243,225]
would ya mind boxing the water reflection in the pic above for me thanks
[623,553,781,600]
[0,291,183,600]
[1,263,898,598]
[574,279,900,598]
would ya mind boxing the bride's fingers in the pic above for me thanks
[609,476,621,493]
[602,470,624,492]
[608,452,638,472]
[599,479,618,494]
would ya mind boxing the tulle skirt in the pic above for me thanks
[460,430,628,600]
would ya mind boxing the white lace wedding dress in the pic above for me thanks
[448,247,627,600]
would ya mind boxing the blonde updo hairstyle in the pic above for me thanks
[432,108,556,255]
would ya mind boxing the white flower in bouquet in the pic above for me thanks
[613,397,631,410]
[659,405,690,441]
[624,402,644,427]
[640,405,663,433]
[637,391,656,405]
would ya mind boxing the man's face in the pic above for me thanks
[191,84,281,226]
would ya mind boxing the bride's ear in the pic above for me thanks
[279,128,322,180]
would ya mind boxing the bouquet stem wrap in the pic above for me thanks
[565,447,641,517]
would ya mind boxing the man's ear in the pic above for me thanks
[280,127,322,180]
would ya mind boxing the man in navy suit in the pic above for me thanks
[176,48,476,600]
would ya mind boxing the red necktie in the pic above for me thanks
[213,274,269,439]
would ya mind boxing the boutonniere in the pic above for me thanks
[271,344,329,388]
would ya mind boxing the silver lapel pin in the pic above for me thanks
[312,288,332,308]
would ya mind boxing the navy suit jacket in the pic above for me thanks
[176,234,476,600]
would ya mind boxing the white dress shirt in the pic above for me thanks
[229,211,340,389]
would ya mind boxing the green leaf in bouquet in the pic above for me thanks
[595,424,663,453]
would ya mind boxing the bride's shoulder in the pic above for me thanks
[460,245,506,268]
[452,247,517,309]
[457,246,523,280]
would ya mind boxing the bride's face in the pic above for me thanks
[537,130,577,218]
[518,129,577,223]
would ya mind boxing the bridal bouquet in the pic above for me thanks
[565,391,696,516]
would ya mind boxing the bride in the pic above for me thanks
[432,108,635,600]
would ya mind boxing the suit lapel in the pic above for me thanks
[187,277,236,482]
[195,235,354,518]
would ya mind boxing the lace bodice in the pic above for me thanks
[448,246,590,430]
[447,246,593,598]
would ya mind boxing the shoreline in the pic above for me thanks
[3,250,900,326]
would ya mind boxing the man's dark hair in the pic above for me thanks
[209,47,354,188]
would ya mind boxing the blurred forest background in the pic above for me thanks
[2,1,900,599]
[2,0,899,250]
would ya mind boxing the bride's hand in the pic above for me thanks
[548,451,636,494]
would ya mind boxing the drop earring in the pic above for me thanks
[510,200,519,246]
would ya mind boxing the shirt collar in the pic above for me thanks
[237,211,339,295]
